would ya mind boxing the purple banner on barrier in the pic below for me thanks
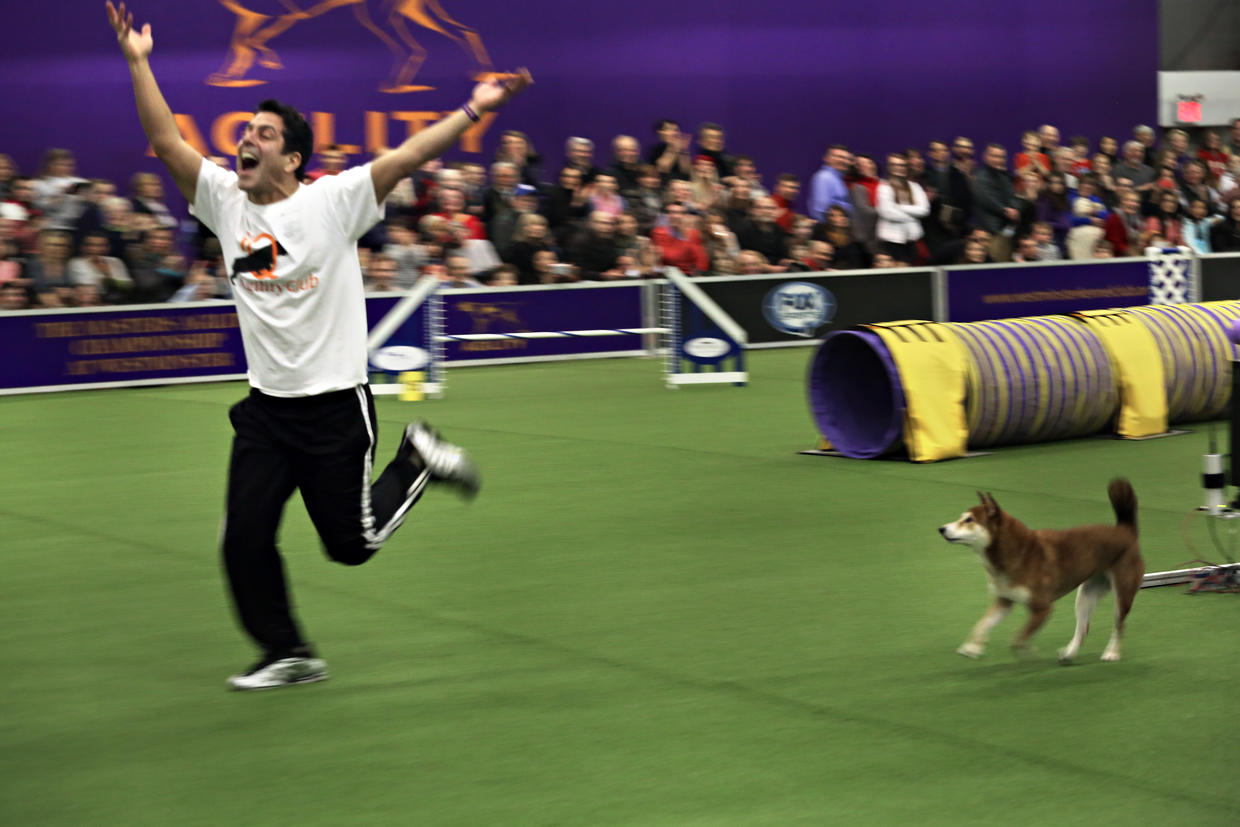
[945,260,1151,322]
[440,284,645,362]
[0,303,245,391]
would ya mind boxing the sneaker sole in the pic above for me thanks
[228,673,329,691]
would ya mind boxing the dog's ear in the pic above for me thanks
[982,492,1000,517]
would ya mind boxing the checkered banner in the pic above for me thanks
[1147,246,1194,305]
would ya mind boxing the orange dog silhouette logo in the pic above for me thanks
[208,0,493,92]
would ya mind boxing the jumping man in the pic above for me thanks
[106,2,532,690]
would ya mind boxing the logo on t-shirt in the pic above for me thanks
[232,233,289,281]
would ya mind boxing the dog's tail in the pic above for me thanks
[1108,477,1138,533]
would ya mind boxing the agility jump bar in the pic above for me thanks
[436,327,669,341]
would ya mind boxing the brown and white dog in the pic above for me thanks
[939,479,1144,663]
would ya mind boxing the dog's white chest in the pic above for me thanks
[985,572,1032,604]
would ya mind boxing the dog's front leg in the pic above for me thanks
[957,597,1013,658]
[1010,603,1052,656]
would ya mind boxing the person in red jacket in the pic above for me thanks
[1103,191,1144,256]
[651,203,709,274]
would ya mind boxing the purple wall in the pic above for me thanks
[1,1,1157,216]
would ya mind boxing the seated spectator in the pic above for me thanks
[1036,172,1074,251]
[650,203,709,275]
[1068,136,1093,175]
[645,118,691,182]
[440,253,484,288]
[382,220,425,288]
[958,238,989,264]
[169,259,226,302]
[702,210,739,269]
[1104,191,1144,256]
[735,249,769,274]
[875,153,929,264]
[1012,235,1042,262]
[771,174,800,231]
[1093,240,1115,258]
[735,196,789,266]
[564,137,602,182]
[72,283,103,307]
[306,144,347,181]
[609,135,643,194]
[1180,160,1220,214]
[722,178,753,230]
[363,254,400,292]
[496,130,544,188]
[1113,140,1156,196]
[627,165,663,236]
[813,205,869,270]
[588,174,627,216]
[505,213,556,284]
[34,148,82,231]
[126,226,184,303]
[566,211,624,280]
[1014,130,1050,177]
[1198,129,1229,184]
[871,252,900,268]
[482,161,518,234]
[730,156,767,198]
[25,229,73,305]
[1091,153,1117,205]
[1098,135,1120,166]
[1052,147,1079,190]
[1039,123,1062,158]
[129,172,178,231]
[545,166,589,245]
[1164,128,1193,172]
[689,155,722,212]
[1143,190,1184,247]
[695,122,733,178]
[1,281,30,311]
[532,249,578,284]
[1182,198,1215,253]
[1066,175,1109,259]
[806,240,835,271]
[665,178,700,215]
[1210,199,1240,252]
[849,154,880,250]
[68,230,131,300]
[434,187,486,240]
[486,264,520,287]
[1029,221,1063,261]
[614,212,650,262]
[490,183,541,258]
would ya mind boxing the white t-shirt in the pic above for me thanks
[190,160,383,396]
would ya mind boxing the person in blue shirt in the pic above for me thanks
[808,145,854,220]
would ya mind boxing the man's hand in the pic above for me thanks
[106,2,153,64]
[468,68,534,114]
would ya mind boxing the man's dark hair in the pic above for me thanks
[777,172,799,184]
[653,118,679,133]
[256,99,313,179]
[697,122,724,137]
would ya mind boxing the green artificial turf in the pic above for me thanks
[1,349,1236,825]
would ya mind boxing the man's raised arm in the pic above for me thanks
[106,2,203,202]
[370,69,533,205]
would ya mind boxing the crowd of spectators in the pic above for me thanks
[6,116,1240,310]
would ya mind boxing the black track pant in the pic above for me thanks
[221,385,428,657]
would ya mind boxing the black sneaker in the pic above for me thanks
[227,655,328,691]
[401,420,481,500]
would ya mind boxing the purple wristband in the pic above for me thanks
[461,103,480,123]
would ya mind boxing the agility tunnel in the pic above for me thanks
[809,300,1240,461]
